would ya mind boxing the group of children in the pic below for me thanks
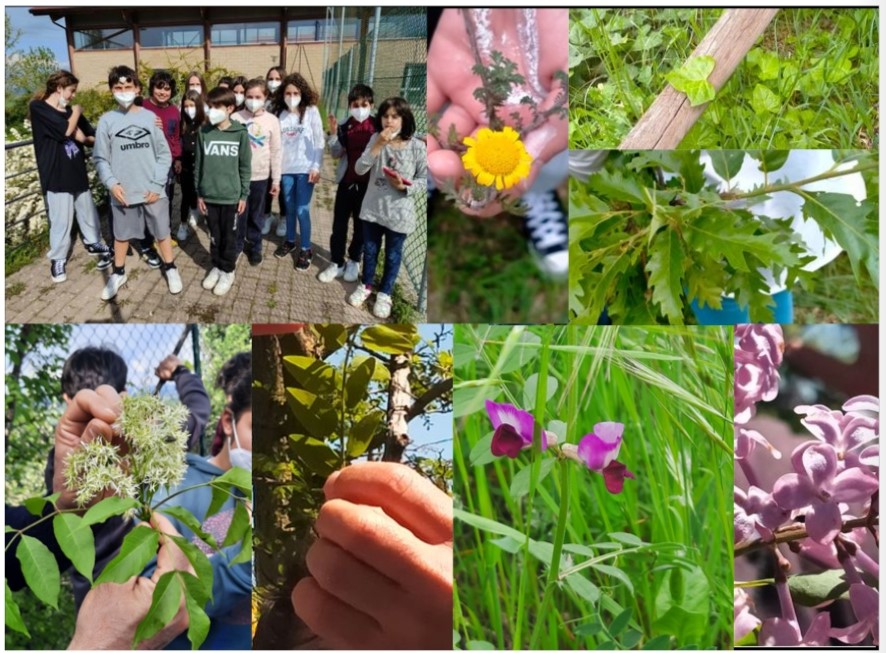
[31,66,425,317]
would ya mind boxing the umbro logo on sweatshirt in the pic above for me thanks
[115,126,152,150]
[203,141,240,156]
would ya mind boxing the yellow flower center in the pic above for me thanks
[474,133,522,175]
[461,126,533,191]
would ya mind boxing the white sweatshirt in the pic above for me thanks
[279,105,324,175]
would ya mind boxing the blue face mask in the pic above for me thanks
[228,413,252,472]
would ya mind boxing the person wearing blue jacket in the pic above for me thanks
[142,373,252,650]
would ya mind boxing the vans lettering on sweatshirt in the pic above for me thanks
[195,121,252,204]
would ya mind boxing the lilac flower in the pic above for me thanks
[734,325,784,424]
[772,442,879,543]
[485,400,550,459]
[575,422,635,494]
[734,588,761,643]
[830,583,879,645]
[795,401,878,460]
[759,612,831,647]
[734,485,789,544]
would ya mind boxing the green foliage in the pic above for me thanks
[569,150,877,324]
[200,324,252,448]
[5,577,77,649]
[665,55,716,106]
[569,8,879,149]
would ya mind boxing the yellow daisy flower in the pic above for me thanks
[461,126,533,191]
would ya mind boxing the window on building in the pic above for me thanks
[288,17,361,43]
[73,27,134,50]
[399,62,427,108]
[211,22,279,46]
[139,25,202,48]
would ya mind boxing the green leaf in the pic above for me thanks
[593,563,635,596]
[453,384,501,418]
[608,532,645,547]
[466,641,496,650]
[750,83,780,114]
[132,571,182,648]
[608,606,633,637]
[288,434,338,476]
[180,572,211,650]
[522,373,558,409]
[509,458,557,499]
[468,433,497,467]
[753,149,790,172]
[665,55,716,106]
[345,357,375,410]
[222,501,251,549]
[621,629,643,649]
[212,466,252,496]
[642,634,673,649]
[312,324,349,352]
[646,229,685,324]
[453,343,477,368]
[168,536,214,606]
[788,568,850,607]
[205,484,230,521]
[496,331,542,375]
[801,191,878,283]
[160,506,219,550]
[5,579,30,638]
[15,534,60,608]
[361,324,419,354]
[229,528,252,565]
[565,573,601,604]
[653,566,709,640]
[454,508,526,542]
[286,386,338,441]
[587,167,648,205]
[283,355,337,394]
[82,496,140,526]
[96,526,160,586]
[708,150,746,181]
[52,513,95,581]
[546,420,567,442]
[347,410,385,458]
[22,494,54,517]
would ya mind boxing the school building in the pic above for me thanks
[29,6,427,98]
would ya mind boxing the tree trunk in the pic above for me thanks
[383,352,413,462]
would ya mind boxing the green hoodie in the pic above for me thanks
[195,120,252,204]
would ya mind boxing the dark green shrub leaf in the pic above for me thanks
[180,572,211,650]
[52,513,95,581]
[347,410,385,458]
[160,506,219,550]
[96,526,159,586]
[15,534,60,608]
[345,357,375,409]
[82,497,140,526]
[5,578,30,637]
[132,571,181,647]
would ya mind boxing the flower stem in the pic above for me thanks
[727,160,878,202]
[735,515,876,557]
[773,546,801,641]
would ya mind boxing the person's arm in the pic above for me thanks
[92,116,119,191]
[30,101,74,142]
[270,117,283,187]
[309,107,324,175]
[194,129,204,199]
[150,122,172,195]
[239,130,252,202]
[354,133,380,176]
[327,120,345,159]
[401,140,428,197]
[156,354,211,450]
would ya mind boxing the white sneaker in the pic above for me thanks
[176,223,190,242]
[260,214,274,236]
[344,259,360,282]
[165,267,183,294]
[101,273,127,300]
[187,209,198,229]
[521,190,569,282]
[275,217,287,238]
[373,292,392,319]
[318,263,344,283]
[213,271,234,296]
[348,284,372,308]
[202,267,221,290]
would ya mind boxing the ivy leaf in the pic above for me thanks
[132,571,182,648]
[52,513,95,582]
[5,579,30,638]
[665,55,716,106]
[82,496,140,526]
[646,229,685,324]
[180,572,211,650]
[750,83,780,114]
[800,191,878,283]
[96,526,159,586]
[15,534,60,608]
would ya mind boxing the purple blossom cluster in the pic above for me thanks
[734,325,879,647]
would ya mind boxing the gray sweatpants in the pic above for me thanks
[45,190,103,261]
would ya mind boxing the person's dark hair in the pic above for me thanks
[180,89,206,134]
[244,77,268,97]
[232,75,247,91]
[40,70,78,100]
[61,347,128,397]
[377,96,415,140]
[274,73,318,119]
[216,352,251,396]
[207,86,236,109]
[185,71,207,96]
[218,76,234,88]
[107,65,138,89]
[265,65,285,81]
[148,69,177,97]
[229,373,252,420]
[348,83,374,105]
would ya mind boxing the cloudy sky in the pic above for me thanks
[6,7,70,65]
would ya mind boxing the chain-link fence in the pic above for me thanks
[321,7,428,313]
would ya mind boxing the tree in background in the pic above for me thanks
[5,12,59,132]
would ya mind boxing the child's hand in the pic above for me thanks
[197,197,207,215]
[380,126,399,143]
[111,184,128,207]
[237,199,247,214]
[384,172,407,191]
[53,385,123,511]
[270,182,280,197]
[144,191,160,204]
[73,128,86,144]
[308,170,320,184]
[155,354,183,381]
[154,115,163,130]
[327,115,338,134]
[292,462,452,650]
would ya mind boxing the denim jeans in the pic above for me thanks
[281,173,313,249]
[361,221,407,295]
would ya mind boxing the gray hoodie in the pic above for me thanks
[94,106,172,206]
[355,134,427,234]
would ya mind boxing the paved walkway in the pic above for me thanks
[6,170,420,324]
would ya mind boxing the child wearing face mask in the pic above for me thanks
[141,373,253,650]
[93,65,181,301]
[348,97,427,320]
[178,89,206,239]
[142,70,182,239]
[231,75,247,112]
[231,78,281,265]
[262,65,287,237]
[273,73,324,271]
[319,83,377,284]
[195,86,252,297]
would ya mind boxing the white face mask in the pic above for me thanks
[228,414,252,472]
[267,80,281,92]
[208,108,227,125]
[350,107,371,122]
[189,84,202,93]
[245,98,264,113]
[114,91,136,107]
[234,93,245,106]
[185,107,196,120]
[286,95,301,109]
[58,95,70,109]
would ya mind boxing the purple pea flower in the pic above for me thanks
[576,422,635,494]
[485,400,550,459]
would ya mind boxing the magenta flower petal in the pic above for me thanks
[841,416,878,451]
[858,444,879,467]
[843,395,880,413]
[801,444,837,489]
[577,422,624,471]
[805,501,842,544]
[803,612,832,646]
[830,586,878,646]
[601,460,634,494]
[829,467,879,503]
[491,423,527,459]
[759,617,802,646]
[772,472,818,511]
